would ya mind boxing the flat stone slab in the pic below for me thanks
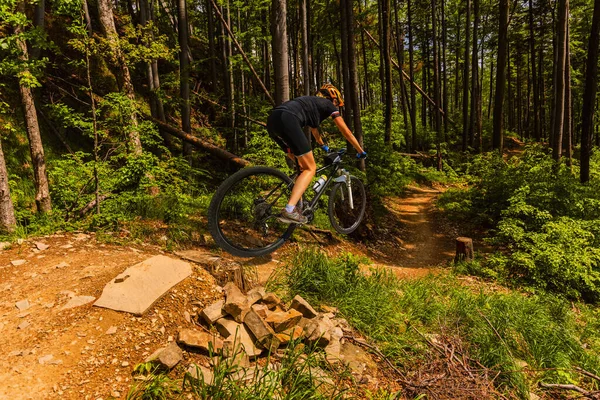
[61,295,95,310]
[175,250,221,266]
[94,255,192,315]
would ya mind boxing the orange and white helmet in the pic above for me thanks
[317,83,344,107]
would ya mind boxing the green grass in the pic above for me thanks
[277,248,600,399]
[127,340,396,400]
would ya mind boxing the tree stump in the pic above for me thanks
[455,237,474,262]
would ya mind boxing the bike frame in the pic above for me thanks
[288,150,351,219]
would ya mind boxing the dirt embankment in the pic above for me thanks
[0,186,458,399]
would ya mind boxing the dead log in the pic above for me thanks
[455,237,474,262]
[143,115,250,168]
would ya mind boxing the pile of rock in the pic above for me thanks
[141,283,352,382]
[178,282,348,365]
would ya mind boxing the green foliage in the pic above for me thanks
[282,248,600,398]
[439,147,600,302]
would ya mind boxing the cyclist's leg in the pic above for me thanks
[276,113,314,209]
[288,152,316,207]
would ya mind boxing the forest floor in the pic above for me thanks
[0,184,462,400]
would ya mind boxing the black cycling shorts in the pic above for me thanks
[266,110,311,157]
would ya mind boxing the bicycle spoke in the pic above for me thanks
[215,172,293,252]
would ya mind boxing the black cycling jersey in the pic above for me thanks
[274,96,340,128]
[267,96,340,157]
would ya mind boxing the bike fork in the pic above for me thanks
[339,169,354,210]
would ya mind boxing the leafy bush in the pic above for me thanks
[439,147,600,301]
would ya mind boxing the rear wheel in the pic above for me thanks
[328,176,366,234]
[208,167,296,257]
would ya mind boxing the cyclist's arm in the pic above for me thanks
[333,117,364,153]
[310,127,325,146]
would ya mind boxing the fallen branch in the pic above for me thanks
[539,382,596,397]
[143,115,250,168]
[576,367,600,383]
[78,194,110,217]
[343,335,411,385]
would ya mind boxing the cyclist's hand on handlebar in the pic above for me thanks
[320,144,330,153]
[356,151,367,159]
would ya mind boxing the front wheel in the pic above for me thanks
[328,176,367,234]
[208,166,296,257]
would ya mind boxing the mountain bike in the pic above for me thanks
[207,148,367,257]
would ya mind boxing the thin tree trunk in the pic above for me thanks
[340,0,351,125]
[83,0,93,35]
[442,0,448,138]
[580,0,600,183]
[564,25,572,167]
[97,0,142,155]
[469,0,479,148]
[347,0,364,170]
[177,0,193,155]
[528,0,540,141]
[272,0,290,105]
[226,1,236,151]
[493,0,510,152]
[15,2,51,213]
[462,0,471,151]
[359,0,371,107]
[206,0,218,91]
[432,0,442,169]
[0,138,16,233]
[552,0,568,161]
[394,2,409,147]
[301,0,310,96]
[408,0,418,151]
[381,0,393,144]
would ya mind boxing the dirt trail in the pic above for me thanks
[248,185,457,283]
[378,186,456,271]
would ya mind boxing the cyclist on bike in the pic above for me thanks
[266,83,367,224]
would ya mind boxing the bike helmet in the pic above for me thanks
[317,83,344,107]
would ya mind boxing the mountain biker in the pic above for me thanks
[266,83,367,224]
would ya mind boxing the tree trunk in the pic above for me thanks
[528,0,541,141]
[469,0,480,148]
[580,0,600,183]
[563,24,572,166]
[442,0,449,138]
[394,3,409,147]
[340,0,351,127]
[15,4,52,213]
[552,0,568,161]
[492,0,510,152]
[381,0,393,145]
[462,0,471,151]
[97,0,142,155]
[408,0,417,151]
[301,0,310,96]
[432,0,442,170]
[0,138,16,233]
[176,0,193,155]
[271,0,289,105]
[206,0,218,91]
[346,0,365,171]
